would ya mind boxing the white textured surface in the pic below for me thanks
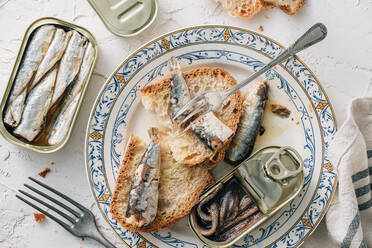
[0,0,371,247]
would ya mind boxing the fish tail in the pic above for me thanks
[148,127,159,142]
[169,56,181,75]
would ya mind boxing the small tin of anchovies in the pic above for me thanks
[189,146,304,248]
[87,0,158,37]
[0,17,98,153]
[226,81,268,165]
[126,128,161,227]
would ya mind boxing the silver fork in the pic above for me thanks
[16,177,116,248]
[174,23,328,130]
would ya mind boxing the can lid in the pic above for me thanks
[88,0,158,37]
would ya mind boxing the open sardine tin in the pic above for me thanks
[189,146,304,248]
[0,17,98,153]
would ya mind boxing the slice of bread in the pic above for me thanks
[110,134,215,232]
[216,0,263,18]
[261,0,306,15]
[140,67,243,167]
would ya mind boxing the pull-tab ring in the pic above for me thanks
[265,146,304,180]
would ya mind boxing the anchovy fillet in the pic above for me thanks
[125,128,161,227]
[226,81,268,164]
[47,42,95,146]
[51,30,86,106]
[31,29,72,90]
[13,67,57,141]
[168,57,233,151]
[4,25,56,127]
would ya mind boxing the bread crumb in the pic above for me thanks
[50,162,55,165]
[54,229,58,233]
[19,208,23,212]
[34,213,46,222]
[258,25,264,32]
[296,121,300,125]
[38,168,51,178]
[271,104,291,118]
[264,14,270,19]
[81,237,85,241]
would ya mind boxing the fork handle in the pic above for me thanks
[224,23,327,96]
[88,228,116,248]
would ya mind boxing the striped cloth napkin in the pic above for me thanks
[326,97,371,248]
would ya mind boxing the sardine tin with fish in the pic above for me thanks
[188,146,304,248]
[0,17,98,153]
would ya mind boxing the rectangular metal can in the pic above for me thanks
[188,146,305,247]
[0,17,98,153]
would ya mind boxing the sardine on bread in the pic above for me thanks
[140,66,243,168]
[110,132,215,232]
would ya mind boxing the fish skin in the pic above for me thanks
[168,57,233,151]
[225,81,268,164]
[4,25,56,127]
[31,29,72,90]
[47,42,95,146]
[13,67,57,142]
[125,128,161,227]
[51,30,86,106]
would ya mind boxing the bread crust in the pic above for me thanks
[141,67,243,168]
[261,0,306,15]
[217,0,263,18]
[110,135,215,232]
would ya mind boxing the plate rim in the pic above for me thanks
[85,24,338,248]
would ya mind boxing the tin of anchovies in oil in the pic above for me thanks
[189,146,304,248]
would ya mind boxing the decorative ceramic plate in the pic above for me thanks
[85,25,337,248]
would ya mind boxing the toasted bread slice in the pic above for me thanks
[261,0,306,15]
[110,134,215,232]
[140,67,243,167]
[216,0,263,18]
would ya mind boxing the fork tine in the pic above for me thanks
[16,194,71,231]
[28,177,89,212]
[178,102,208,127]
[172,94,205,120]
[19,189,76,224]
[24,183,81,218]
[182,109,212,134]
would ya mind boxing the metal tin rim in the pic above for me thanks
[188,146,305,248]
[87,0,158,37]
[0,17,98,153]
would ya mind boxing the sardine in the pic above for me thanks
[51,30,86,106]
[4,25,56,127]
[168,57,233,151]
[191,112,234,151]
[225,81,268,164]
[47,42,95,146]
[125,128,161,227]
[13,67,57,142]
[169,56,191,119]
[31,29,72,90]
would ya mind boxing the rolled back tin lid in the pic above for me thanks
[88,0,158,37]
[236,146,304,214]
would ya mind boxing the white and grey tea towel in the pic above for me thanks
[326,97,372,248]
